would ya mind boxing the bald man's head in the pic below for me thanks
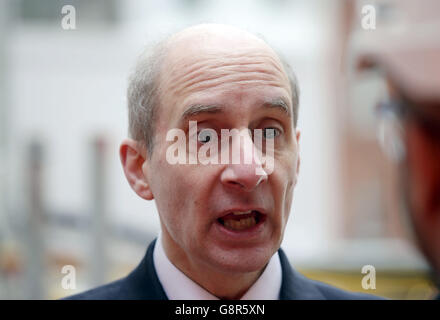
[127,24,299,155]
[166,24,269,53]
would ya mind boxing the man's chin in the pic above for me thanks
[204,246,276,275]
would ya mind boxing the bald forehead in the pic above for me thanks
[158,24,290,95]
[163,24,283,68]
[169,24,268,50]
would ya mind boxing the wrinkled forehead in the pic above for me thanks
[157,28,291,97]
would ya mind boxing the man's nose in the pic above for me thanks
[220,130,268,192]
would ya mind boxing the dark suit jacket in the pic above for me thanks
[65,239,379,300]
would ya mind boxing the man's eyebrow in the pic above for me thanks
[179,99,291,125]
[262,98,292,117]
[180,104,224,122]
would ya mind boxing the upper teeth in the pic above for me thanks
[232,210,252,216]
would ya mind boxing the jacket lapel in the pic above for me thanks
[278,248,325,300]
[124,239,168,299]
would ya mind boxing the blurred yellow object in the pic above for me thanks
[301,268,438,300]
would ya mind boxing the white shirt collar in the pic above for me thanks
[153,232,282,300]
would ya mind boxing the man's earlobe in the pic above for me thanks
[120,139,154,201]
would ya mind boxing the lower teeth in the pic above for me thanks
[223,217,256,230]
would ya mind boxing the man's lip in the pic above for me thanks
[213,210,267,239]
[216,208,268,220]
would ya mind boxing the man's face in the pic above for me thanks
[144,30,300,275]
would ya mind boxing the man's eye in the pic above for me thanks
[198,129,215,143]
[263,127,280,139]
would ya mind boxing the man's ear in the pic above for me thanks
[120,138,154,200]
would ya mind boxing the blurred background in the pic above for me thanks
[0,0,438,299]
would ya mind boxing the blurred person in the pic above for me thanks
[67,24,379,300]
[359,0,440,300]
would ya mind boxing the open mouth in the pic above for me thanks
[217,210,265,231]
